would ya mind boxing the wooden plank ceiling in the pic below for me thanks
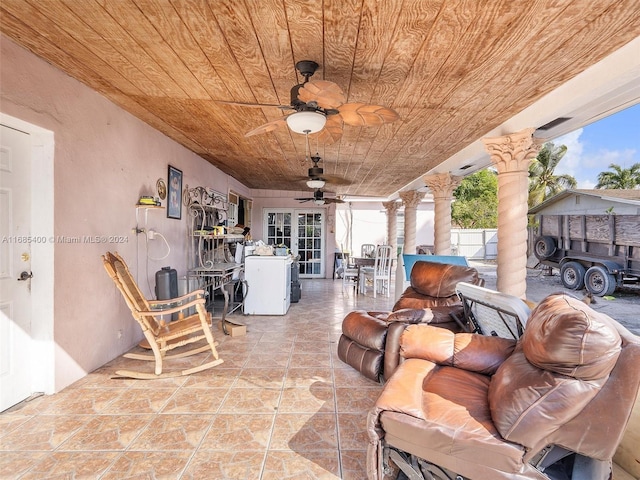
[1,0,639,196]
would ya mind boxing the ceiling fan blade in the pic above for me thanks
[324,198,345,204]
[321,174,353,186]
[338,103,400,127]
[294,173,353,187]
[294,197,314,202]
[298,80,346,109]
[244,118,287,137]
[216,100,294,110]
[311,115,343,144]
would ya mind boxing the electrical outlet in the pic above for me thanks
[148,229,156,240]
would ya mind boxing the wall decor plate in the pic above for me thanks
[156,178,167,200]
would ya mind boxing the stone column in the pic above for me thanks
[382,200,401,254]
[423,173,462,255]
[399,190,426,255]
[483,128,541,299]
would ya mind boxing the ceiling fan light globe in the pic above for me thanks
[314,199,325,205]
[307,179,326,189]
[286,111,326,134]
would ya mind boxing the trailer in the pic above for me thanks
[533,214,640,296]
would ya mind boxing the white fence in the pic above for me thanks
[451,229,498,260]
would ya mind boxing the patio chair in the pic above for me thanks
[361,243,376,258]
[360,245,393,297]
[342,254,360,293]
[102,251,223,379]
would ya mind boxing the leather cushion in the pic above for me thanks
[400,325,516,375]
[337,335,383,382]
[409,261,479,298]
[489,346,606,448]
[489,294,622,448]
[341,311,388,351]
[393,287,462,310]
[384,308,427,323]
[374,358,528,474]
[522,294,621,380]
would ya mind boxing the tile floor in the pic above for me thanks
[1,279,395,479]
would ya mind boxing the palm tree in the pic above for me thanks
[595,163,640,189]
[528,142,577,207]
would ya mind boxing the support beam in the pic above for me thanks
[483,128,542,299]
[423,173,462,255]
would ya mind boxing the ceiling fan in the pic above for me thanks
[295,189,345,205]
[297,154,352,188]
[225,60,400,143]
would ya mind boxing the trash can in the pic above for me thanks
[156,266,178,320]
[290,260,301,303]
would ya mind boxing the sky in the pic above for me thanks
[551,103,640,188]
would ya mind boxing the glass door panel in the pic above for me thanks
[297,212,323,275]
[266,211,292,248]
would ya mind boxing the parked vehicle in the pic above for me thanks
[533,214,640,296]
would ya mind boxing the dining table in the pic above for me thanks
[350,256,376,268]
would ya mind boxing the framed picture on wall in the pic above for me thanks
[167,165,183,219]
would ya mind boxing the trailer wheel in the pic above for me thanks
[533,236,556,260]
[560,262,586,290]
[585,265,616,297]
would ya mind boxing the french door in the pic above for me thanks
[264,209,325,278]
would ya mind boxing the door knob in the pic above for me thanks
[18,271,33,281]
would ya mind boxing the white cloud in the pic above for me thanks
[551,129,592,187]
[584,148,638,168]
[553,129,584,175]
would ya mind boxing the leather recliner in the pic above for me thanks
[366,293,640,480]
[337,261,481,382]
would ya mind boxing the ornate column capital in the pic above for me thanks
[382,200,401,214]
[423,173,462,199]
[482,128,542,174]
[399,190,426,209]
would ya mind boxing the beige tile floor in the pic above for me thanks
[0,278,395,479]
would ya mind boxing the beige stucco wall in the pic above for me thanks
[0,35,249,391]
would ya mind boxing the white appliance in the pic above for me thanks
[243,255,292,315]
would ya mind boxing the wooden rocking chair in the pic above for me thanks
[102,251,223,379]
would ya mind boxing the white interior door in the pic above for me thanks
[0,125,33,411]
[264,209,325,278]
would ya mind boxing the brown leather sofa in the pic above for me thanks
[337,261,481,382]
[367,293,640,480]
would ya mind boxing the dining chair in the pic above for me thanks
[360,245,393,297]
[342,257,360,293]
[361,243,376,258]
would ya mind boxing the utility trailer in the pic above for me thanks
[533,214,640,296]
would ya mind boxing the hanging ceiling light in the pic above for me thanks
[313,189,325,206]
[286,111,327,134]
[306,178,326,189]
